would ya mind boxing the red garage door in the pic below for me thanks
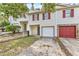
[59,26,76,38]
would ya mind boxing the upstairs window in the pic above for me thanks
[42,13,45,20]
[37,14,39,20]
[32,14,39,21]
[42,12,51,20]
[62,9,74,18]
[45,13,48,20]
[66,9,71,17]
[48,12,51,19]
[32,14,35,21]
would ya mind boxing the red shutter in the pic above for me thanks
[63,10,66,18]
[70,9,74,17]
[48,12,51,19]
[32,14,34,21]
[43,13,45,20]
[37,14,39,20]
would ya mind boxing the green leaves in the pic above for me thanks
[5,25,21,33]
[42,3,56,12]
[0,20,10,27]
[0,3,29,18]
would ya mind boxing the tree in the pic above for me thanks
[41,3,56,12]
[0,3,29,18]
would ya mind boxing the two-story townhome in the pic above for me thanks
[17,4,79,38]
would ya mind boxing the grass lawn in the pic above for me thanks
[0,36,40,56]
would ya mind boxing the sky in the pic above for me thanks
[26,3,42,9]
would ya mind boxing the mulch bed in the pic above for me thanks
[54,37,72,56]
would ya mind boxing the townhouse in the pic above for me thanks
[17,4,79,38]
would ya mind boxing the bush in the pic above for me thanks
[0,20,10,27]
[5,25,21,34]
[0,20,10,32]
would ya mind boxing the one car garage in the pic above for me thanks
[42,27,55,37]
[59,26,76,38]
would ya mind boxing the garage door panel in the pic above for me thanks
[59,26,76,38]
[42,27,54,37]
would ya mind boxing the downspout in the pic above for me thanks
[54,9,58,38]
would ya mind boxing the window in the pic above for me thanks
[42,13,51,20]
[45,13,48,20]
[37,14,39,20]
[66,9,71,17]
[32,14,35,21]
[48,12,51,19]
[62,9,74,18]
[42,13,45,20]
[34,14,37,20]
[32,14,39,21]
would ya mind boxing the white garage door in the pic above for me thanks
[42,27,54,37]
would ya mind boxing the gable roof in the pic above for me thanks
[56,3,79,7]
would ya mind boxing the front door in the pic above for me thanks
[23,23,27,31]
[37,26,40,35]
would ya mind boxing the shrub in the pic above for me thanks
[5,25,21,34]
[0,20,10,27]
[0,20,10,32]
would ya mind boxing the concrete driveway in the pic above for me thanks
[19,38,65,56]
[60,38,79,56]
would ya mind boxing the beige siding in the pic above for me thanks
[76,24,79,38]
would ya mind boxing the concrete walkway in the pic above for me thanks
[60,38,79,56]
[19,38,65,56]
